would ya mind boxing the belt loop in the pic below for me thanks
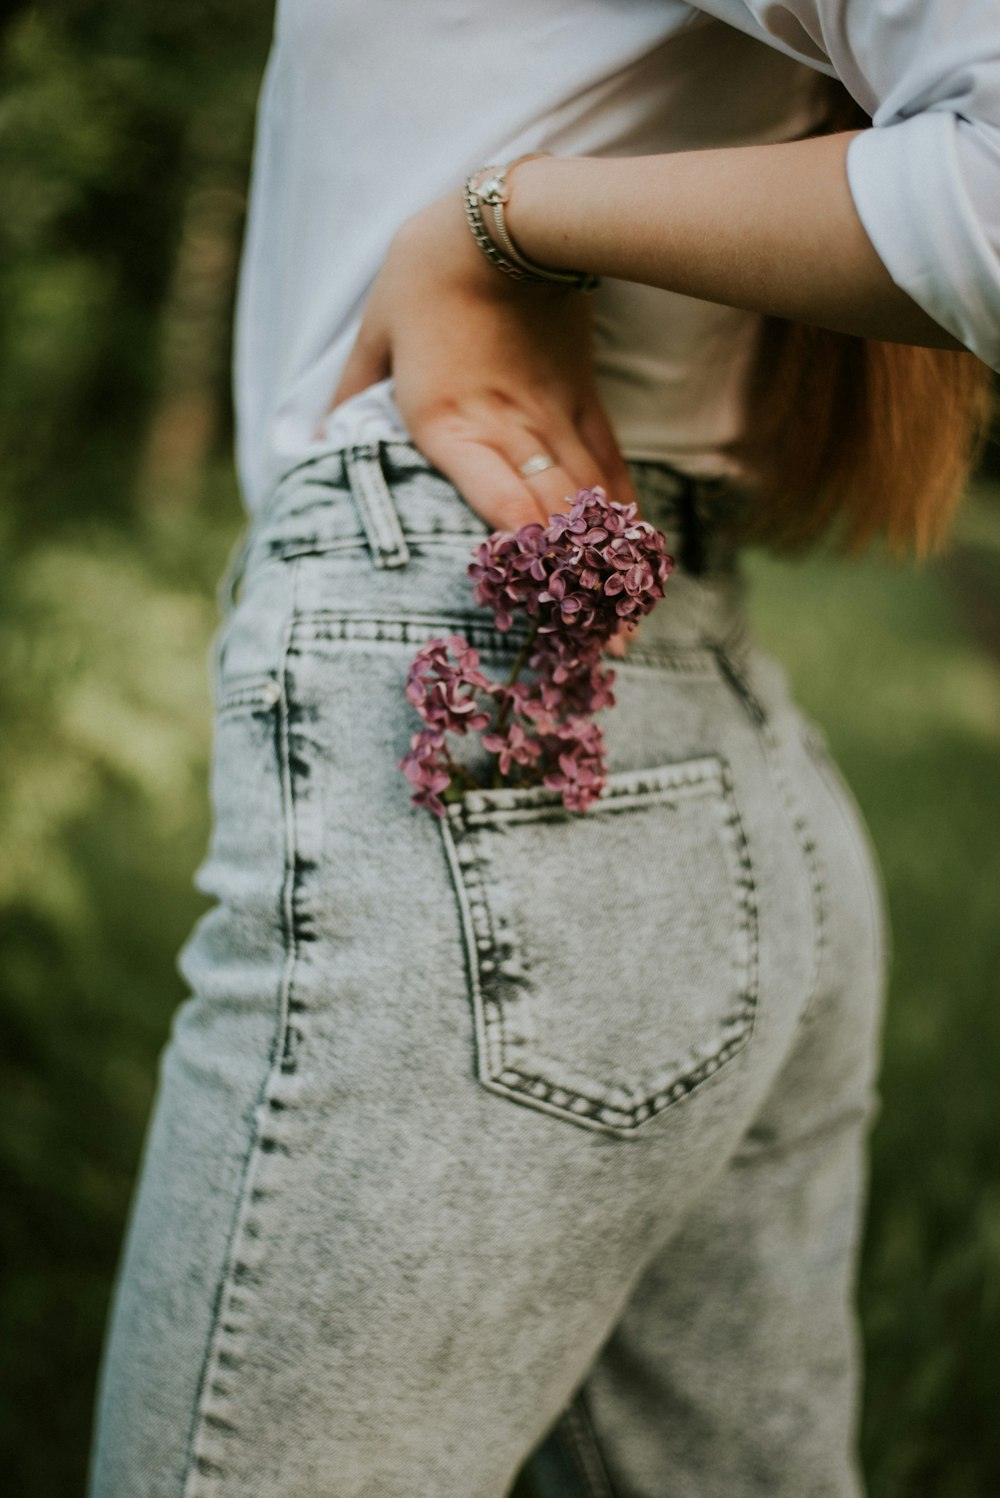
[343,442,412,569]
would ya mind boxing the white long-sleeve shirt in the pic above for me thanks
[234,0,1000,514]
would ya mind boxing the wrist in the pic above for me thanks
[503,154,594,277]
[397,192,493,284]
[465,154,600,293]
[500,155,553,266]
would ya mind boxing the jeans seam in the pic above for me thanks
[733,1097,875,1167]
[769,722,827,1023]
[283,611,724,679]
[559,1389,619,1498]
[801,725,892,990]
[271,532,483,562]
[292,610,536,656]
[180,565,302,1498]
[711,642,767,729]
[712,645,828,1026]
[276,563,307,1074]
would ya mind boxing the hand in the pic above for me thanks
[324,189,640,654]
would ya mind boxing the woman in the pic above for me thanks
[87,2,998,1495]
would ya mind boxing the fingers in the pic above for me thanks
[417,404,611,531]
[326,327,391,415]
[523,423,605,517]
[606,619,639,659]
[417,432,553,531]
[576,397,639,509]
[418,428,594,534]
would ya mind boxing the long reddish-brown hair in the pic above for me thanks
[727,83,995,557]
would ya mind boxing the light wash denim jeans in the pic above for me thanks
[86,442,888,1498]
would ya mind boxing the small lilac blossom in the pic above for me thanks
[398,728,454,818]
[466,523,547,631]
[554,660,617,718]
[513,679,564,735]
[539,717,607,812]
[480,720,543,778]
[404,636,493,735]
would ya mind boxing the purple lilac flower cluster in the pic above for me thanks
[399,487,674,816]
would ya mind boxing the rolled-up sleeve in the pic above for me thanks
[691,0,1000,368]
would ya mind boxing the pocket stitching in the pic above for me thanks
[440,755,760,1137]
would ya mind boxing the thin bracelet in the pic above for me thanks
[464,154,601,293]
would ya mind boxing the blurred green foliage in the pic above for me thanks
[0,3,271,1490]
[1,5,998,1496]
[0,1,265,533]
[746,503,1000,1498]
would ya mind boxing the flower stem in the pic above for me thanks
[488,618,540,789]
[507,619,540,686]
[494,619,540,733]
[444,750,479,791]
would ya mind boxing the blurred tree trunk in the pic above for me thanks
[136,129,246,511]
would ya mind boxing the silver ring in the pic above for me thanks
[518,452,556,478]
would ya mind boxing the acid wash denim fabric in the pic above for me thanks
[86,442,889,1498]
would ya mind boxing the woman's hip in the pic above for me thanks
[184,438,887,1140]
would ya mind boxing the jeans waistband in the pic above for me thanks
[221,440,751,635]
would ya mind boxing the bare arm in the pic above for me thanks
[330,124,975,563]
[325,120,983,662]
[332,0,1000,529]
[504,133,963,349]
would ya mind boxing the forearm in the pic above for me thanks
[505,135,966,350]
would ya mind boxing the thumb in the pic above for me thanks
[324,326,391,419]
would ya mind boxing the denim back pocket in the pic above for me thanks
[439,756,759,1137]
